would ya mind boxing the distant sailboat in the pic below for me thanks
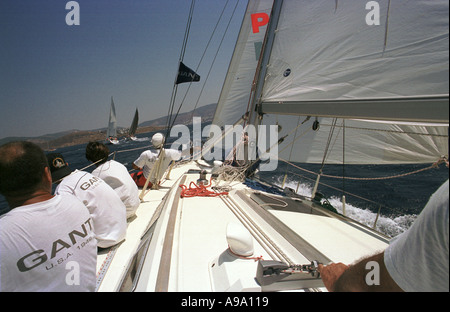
[106,96,119,145]
[128,108,139,141]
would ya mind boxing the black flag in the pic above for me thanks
[176,62,200,84]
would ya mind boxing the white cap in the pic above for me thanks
[152,133,164,148]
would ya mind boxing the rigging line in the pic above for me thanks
[277,126,313,155]
[322,119,344,165]
[169,0,232,133]
[193,0,231,74]
[181,0,196,61]
[190,0,239,118]
[320,123,449,138]
[382,0,391,55]
[282,116,301,180]
[281,167,381,207]
[264,118,315,159]
[342,119,346,196]
[165,0,196,141]
[319,118,338,173]
[278,156,447,182]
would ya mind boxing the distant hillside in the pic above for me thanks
[139,103,216,127]
[0,103,217,150]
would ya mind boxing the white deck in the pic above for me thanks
[96,161,389,292]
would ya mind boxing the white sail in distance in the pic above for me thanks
[106,96,117,138]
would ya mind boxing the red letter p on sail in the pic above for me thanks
[251,13,269,33]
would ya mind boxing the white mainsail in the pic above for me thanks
[238,0,449,166]
[257,0,449,123]
[262,115,448,164]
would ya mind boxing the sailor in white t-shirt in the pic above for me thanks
[86,142,140,218]
[132,133,181,187]
[0,142,97,292]
[92,160,140,218]
[384,179,449,291]
[318,179,449,292]
[48,153,127,249]
[0,195,97,292]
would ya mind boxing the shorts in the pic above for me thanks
[130,171,153,188]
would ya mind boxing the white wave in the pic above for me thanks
[327,196,416,238]
[133,137,149,142]
[273,176,416,238]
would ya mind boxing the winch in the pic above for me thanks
[256,260,323,290]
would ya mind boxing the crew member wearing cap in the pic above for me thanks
[131,133,181,188]
[47,153,127,249]
[0,141,97,291]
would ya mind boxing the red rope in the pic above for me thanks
[227,247,264,262]
[179,180,229,198]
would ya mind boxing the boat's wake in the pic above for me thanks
[273,177,416,238]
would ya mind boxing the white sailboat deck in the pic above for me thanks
[95,161,389,292]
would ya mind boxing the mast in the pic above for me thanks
[248,0,283,128]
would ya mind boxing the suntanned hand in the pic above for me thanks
[318,262,349,292]
[318,253,404,292]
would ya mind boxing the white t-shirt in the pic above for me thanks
[92,160,140,218]
[0,194,97,292]
[134,149,181,182]
[384,179,449,292]
[56,170,127,248]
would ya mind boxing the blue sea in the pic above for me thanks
[0,128,448,238]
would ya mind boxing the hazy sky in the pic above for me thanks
[0,0,246,139]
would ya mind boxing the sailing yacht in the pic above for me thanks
[95,0,448,292]
[128,108,139,141]
[106,96,120,145]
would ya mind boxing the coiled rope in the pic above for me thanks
[179,179,229,198]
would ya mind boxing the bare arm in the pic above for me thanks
[132,163,141,171]
[318,252,403,292]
